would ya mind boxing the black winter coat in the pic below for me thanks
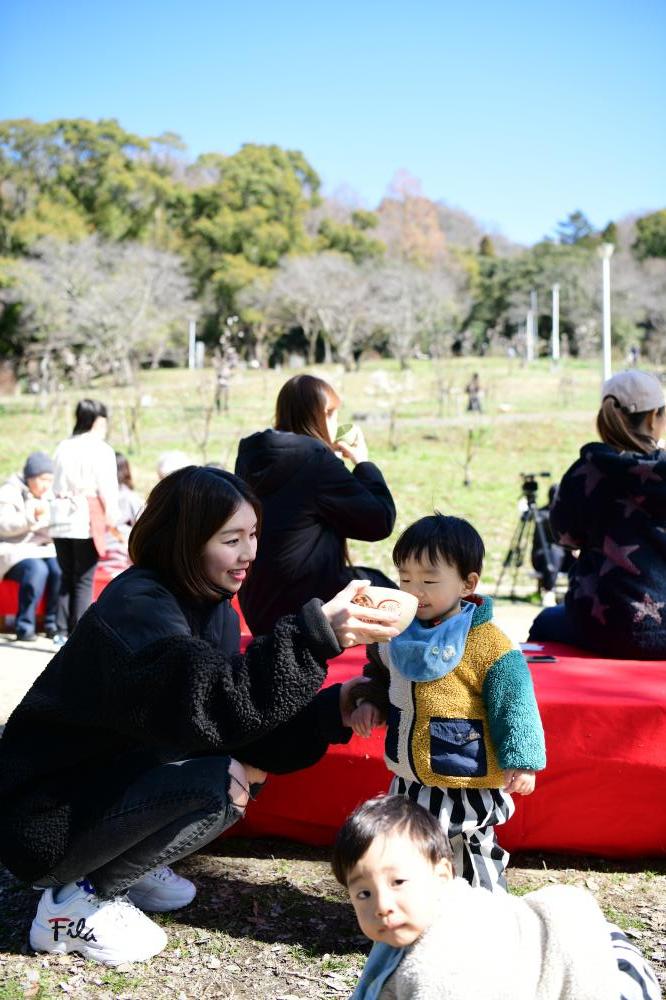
[235,429,396,635]
[0,566,349,883]
[552,442,666,658]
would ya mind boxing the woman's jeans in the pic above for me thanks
[528,603,583,646]
[4,557,61,637]
[34,756,244,899]
[54,538,99,635]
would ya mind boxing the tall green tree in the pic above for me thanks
[556,210,597,247]
[184,144,321,327]
[0,118,185,253]
[633,210,666,260]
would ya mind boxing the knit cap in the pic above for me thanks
[602,370,665,414]
[23,451,54,480]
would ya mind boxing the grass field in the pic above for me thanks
[0,355,622,593]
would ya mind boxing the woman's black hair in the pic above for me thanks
[73,398,108,435]
[392,512,484,580]
[332,795,452,887]
[128,466,262,602]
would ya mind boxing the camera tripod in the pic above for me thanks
[494,475,554,601]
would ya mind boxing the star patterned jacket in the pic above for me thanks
[552,442,666,658]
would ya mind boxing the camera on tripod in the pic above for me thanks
[494,471,555,599]
[519,471,551,505]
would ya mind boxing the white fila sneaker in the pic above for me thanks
[127,866,196,913]
[29,881,167,966]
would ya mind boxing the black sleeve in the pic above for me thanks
[103,599,343,759]
[238,684,352,773]
[314,450,396,541]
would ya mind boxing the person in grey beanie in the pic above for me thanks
[0,451,62,641]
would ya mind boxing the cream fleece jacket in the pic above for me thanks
[379,880,620,1000]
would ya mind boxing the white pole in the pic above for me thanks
[188,319,196,370]
[525,310,534,363]
[599,243,614,381]
[530,289,538,350]
[552,283,560,362]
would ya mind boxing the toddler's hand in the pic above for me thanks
[350,701,382,739]
[502,768,536,795]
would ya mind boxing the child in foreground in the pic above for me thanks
[349,514,546,891]
[332,796,660,1000]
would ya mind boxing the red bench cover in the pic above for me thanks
[0,569,112,619]
[231,641,666,858]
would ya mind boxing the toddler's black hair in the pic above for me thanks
[392,512,484,580]
[332,795,453,887]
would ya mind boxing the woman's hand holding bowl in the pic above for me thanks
[334,425,368,465]
[322,579,400,648]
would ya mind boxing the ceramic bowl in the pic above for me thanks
[351,586,418,634]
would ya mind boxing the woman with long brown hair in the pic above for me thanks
[0,465,399,967]
[529,370,666,658]
[235,373,397,635]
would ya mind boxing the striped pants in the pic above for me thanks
[390,777,514,893]
[610,924,661,1000]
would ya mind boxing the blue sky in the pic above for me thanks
[3,0,664,245]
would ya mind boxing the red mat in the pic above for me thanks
[231,640,666,857]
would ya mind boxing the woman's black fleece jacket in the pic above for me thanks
[0,566,350,883]
[235,429,396,635]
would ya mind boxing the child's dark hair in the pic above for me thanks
[392,512,484,579]
[331,795,452,887]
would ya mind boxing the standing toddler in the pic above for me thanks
[350,513,546,891]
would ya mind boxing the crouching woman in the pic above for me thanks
[0,466,398,967]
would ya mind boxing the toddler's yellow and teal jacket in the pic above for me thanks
[362,595,546,788]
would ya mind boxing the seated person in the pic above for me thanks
[332,795,659,1000]
[0,452,62,641]
[529,370,666,657]
[98,453,144,579]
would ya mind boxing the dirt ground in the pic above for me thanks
[1,837,664,1000]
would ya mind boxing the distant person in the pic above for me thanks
[348,514,545,893]
[215,364,232,413]
[0,452,61,641]
[465,372,483,412]
[529,370,666,657]
[332,796,660,1000]
[98,453,144,579]
[155,451,191,481]
[235,373,397,635]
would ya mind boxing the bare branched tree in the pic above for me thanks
[9,237,197,387]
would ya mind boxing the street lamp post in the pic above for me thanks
[599,243,614,381]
